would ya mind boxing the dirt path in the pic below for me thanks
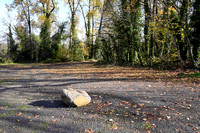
[0,62,199,133]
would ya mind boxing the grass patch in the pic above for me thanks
[3,103,12,107]
[0,81,12,85]
[0,63,18,66]
[179,73,200,78]
[19,105,28,109]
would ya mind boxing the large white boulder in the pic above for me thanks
[61,88,91,107]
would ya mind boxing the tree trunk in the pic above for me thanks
[144,0,150,65]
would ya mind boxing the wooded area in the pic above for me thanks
[0,0,199,69]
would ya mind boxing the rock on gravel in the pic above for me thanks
[61,88,91,107]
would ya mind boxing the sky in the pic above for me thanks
[0,0,85,44]
[0,0,14,43]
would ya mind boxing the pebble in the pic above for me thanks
[108,119,114,122]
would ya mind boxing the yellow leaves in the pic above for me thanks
[158,11,163,15]
[80,41,89,56]
[169,6,176,12]
[38,15,46,21]
[24,2,29,7]
[17,14,24,20]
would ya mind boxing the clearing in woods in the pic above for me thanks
[0,61,199,133]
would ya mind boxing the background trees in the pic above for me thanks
[1,0,199,69]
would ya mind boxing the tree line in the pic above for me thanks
[1,0,199,69]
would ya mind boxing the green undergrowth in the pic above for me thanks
[179,73,200,78]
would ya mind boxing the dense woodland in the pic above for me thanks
[0,0,199,69]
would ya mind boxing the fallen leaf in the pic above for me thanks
[149,113,156,117]
[146,121,151,125]
[105,101,112,105]
[84,129,94,133]
[109,123,118,130]
[16,112,22,116]
[188,124,193,127]
[133,105,137,108]
[34,115,40,119]
[175,129,179,132]
[167,106,174,110]
[143,118,147,121]
[147,130,151,133]
[157,117,162,121]
[136,108,141,111]
[138,103,144,107]
[52,119,57,122]
[120,100,131,105]
[90,114,100,118]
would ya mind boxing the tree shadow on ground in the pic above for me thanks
[29,100,74,108]
[0,61,95,70]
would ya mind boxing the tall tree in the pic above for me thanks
[65,0,81,47]
[7,24,17,61]
[80,0,103,59]
[7,0,36,61]
[8,0,35,37]
[191,0,200,66]
[144,0,150,65]
[37,0,56,60]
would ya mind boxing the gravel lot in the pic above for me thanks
[0,62,199,133]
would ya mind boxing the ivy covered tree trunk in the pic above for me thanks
[191,0,200,65]
[149,0,157,67]
[7,24,17,61]
[179,0,188,61]
[39,18,52,61]
[144,0,150,65]
[38,0,55,61]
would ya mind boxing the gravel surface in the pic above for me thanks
[0,62,199,133]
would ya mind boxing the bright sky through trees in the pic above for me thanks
[0,0,85,43]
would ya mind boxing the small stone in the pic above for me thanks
[108,119,114,122]
[61,88,91,107]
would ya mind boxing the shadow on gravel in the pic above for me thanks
[29,100,73,108]
[0,62,95,70]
